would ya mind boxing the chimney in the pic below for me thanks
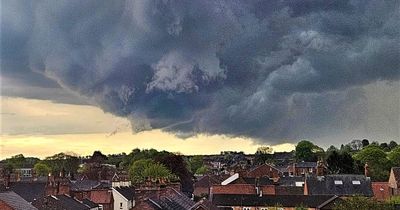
[364,162,370,177]
[316,160,325,176]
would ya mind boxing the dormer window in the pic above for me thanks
[352,180,361,185]
[334,180,343,185]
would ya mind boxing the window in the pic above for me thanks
[243,207,251,210]
[352,180,361,185]
[295,181,304,187]
[260,208,268,210]
[120,202,123,209]
[334,180,343,185]
[98,204,103,210]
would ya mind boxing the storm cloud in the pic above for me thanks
[1,0,399,143]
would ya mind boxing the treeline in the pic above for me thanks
[256,139,399,181]
[1,149,206,194]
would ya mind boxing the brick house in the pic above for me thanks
[288,162,317,176]
[246,164,282,179]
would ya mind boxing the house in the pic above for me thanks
[146,187,218,210]
[304,174,373,197]
[389,167,400,196]
[89,189,114,210]
[0,191,37,210]
[210,173,276,197]
[246,164,282,179]
[371,182,391,201]
[4,182,46,203]
[274,176,305,195]
[288,162,317,176]
[211,194,341,210]
[112,186,135,210]
[193,175,230,198]
[33,194,98,210]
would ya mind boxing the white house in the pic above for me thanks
[112,186,135,210]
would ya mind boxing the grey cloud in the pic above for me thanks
[1,0,399,143]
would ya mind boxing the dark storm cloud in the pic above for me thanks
[1,0,399,142]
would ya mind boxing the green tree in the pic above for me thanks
[361,139,369,148]
[353,145,391,181]
[334,196,394,210]
[326,150,355,174]
[189,156,204,173]
[34,162,51,176]
[129,159,154,184]
[195,166,208,175]
[295,140,321,162]
[388,141,398,151]
[142,163,172,181]
[388,146,400,166]
[44,153,80,176]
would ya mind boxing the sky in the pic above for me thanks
[1,0,399,159]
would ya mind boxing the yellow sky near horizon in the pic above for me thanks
[0,97,295,159]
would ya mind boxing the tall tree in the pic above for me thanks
[353,145,391,181]
[361,139,370,148]
[34,162,51,176]
[388,146,400,166]
[295,140,319,162]
[388,141,398,151]
[326,151,355,174]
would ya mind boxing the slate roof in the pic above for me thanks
[212,194,340,208]
[235,177,274,186]
[0,191,38,210]
[149,188,196,210]
[70,180,101,191]
[82,198,99,208]
[114,186,135,200]
[275,186,304,195]
[296,162,317,168]
[305,174,373,196]
[54,195,91,210]
[6,182,46,202]
[277,176,305,186]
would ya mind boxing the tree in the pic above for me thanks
[255,146,274,164]
[388,146,400,166]
[353,145,391,181]
[361,139,370,148]
[189,156,204,173]
[326,150,355,174]
[129,159,154,184]
[349,140,363,151]
[44,153,80,176]
[256,146,273,154]
[142,163,172,181]
[90,151,107,164]
[380,143,390,152]
[195,166,208,175]
[388,141,398,151]
[295,140,318,162]
[156,154,193,194]
[334,196,394,210]
[34,162,51,176]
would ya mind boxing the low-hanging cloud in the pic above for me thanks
[1,0,399,143]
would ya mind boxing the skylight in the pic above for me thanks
[352,180,361,185]
[334,180,343,185]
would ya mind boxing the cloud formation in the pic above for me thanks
[1,0,399,143]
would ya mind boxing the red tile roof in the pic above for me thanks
[211,184,256,195]
[371,182,391,201]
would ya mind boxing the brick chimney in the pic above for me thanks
[316,160,325,176]
[364,162,370,177]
